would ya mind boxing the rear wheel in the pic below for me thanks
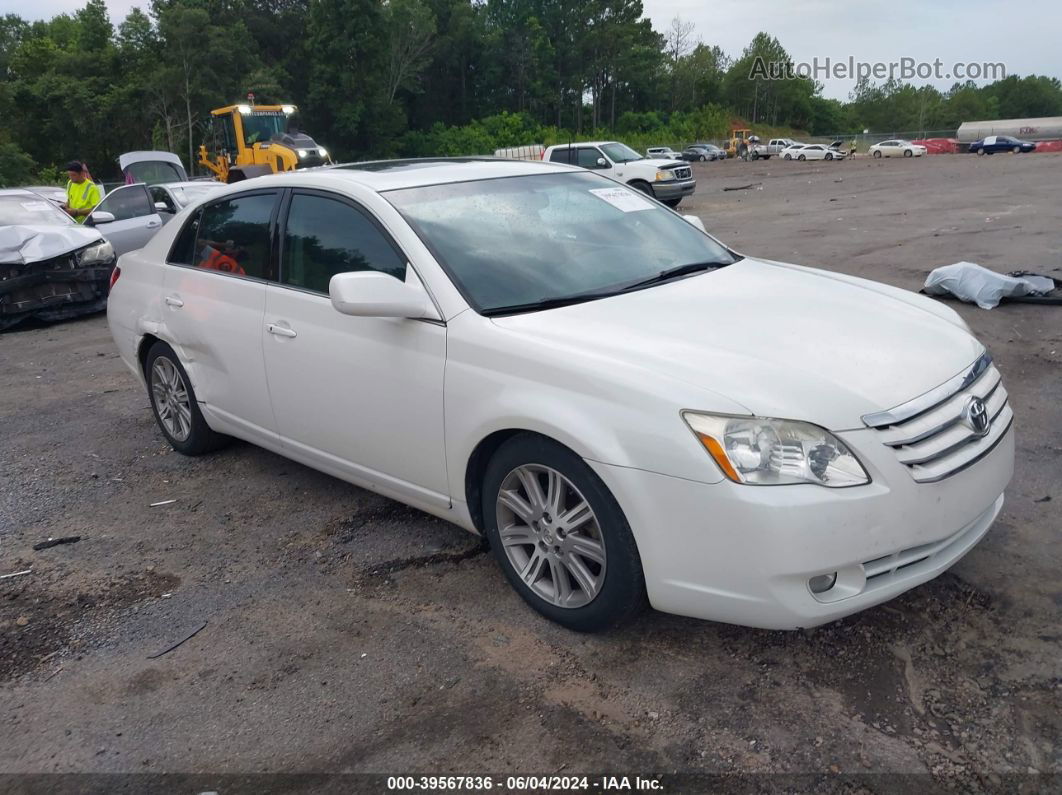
[145,341,229,456]
[784,153,792,160]
[873,150,882,159]
[798,154,806,161]
[482,434,646,632]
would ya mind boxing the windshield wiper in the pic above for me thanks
[621,261,730,291]
[481,288,627,317]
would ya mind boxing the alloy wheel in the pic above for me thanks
[151,356,192,442]
[495,464,607,608]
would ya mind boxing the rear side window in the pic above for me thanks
[169,208,201,265]
[281,193,405,293]
[98,185,152,221]
[192,193,277,278]
[549,148,574,164]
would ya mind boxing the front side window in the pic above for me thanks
[97,185,152,221]
[576,148,606,169]
[192,192,276,278]
[387,171,738,315]
[281,193,405,293]
[241,112,285,145]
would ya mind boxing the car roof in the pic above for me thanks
[229,157,581,193]
[547,141,619,149]
[158,181,226,191]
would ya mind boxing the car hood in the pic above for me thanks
[643,158,687,168]
[489,258,983,429]
[0,224,102,265]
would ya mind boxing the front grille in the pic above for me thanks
[670,166,692,180]
[863,353,1012,483]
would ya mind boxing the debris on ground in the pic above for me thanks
[923,262,1057,309]
[722,182,763,192]
[0,569,32,580]
[147,621,208,660]
[32,536,81,551]
[150,499,177,507]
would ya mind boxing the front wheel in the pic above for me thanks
[1012,146,1021,154]
[977,147,986,156]
[873,150,882,158]
[784,153,792,160]
[824,152,833,160]
[662,198,681,208]
[903,149,913,158]
[483,434,646,632]
[699,155,706,162]
[145,341,229,456]
[629,181,653,196]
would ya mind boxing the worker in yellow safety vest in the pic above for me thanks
[62,160,101,224]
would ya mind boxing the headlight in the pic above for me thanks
[77,239,114,266]
[318,147,328,158]
[682,412,870,487]
[655,170,675,181]
[297,149,308,158]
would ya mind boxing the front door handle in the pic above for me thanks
[164,295,184,308]
[267,323,297,339]
[146,219,161,229]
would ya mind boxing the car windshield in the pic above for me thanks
[386,171,738,315]
[0,195,72,226]
[599,143,643,163]
[171,184,225,208]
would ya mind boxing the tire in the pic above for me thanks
[482,434,646,632]
[824,152,833,161]
[784,153,792,160]
[797,154,806,161]
[629,180,653,196]
[903,149,913,158]
[977,147,985,156]
[144,341,229,456]
[873,150,882,159]
[699,155,706,162]
[662,198,681,208]
[1012,146,1021,154]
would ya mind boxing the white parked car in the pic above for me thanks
[869,140,927,158]
[108,159,1014,632]
[780,144,806,160]
[544,141,695,207]
[787,144,847,161]
[646,146,682,159]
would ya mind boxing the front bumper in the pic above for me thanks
[588,423,1014,629]
[0,257,114,330]
[651,179,697,201]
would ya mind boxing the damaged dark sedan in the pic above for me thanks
[0,189,116,330]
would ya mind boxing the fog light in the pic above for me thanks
[809,572,838,594]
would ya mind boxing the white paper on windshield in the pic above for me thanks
[588,187,653,213]
[20,201,52,212]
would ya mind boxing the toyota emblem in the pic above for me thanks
[963,396,991,437]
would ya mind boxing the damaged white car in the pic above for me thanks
[0,189,116,330]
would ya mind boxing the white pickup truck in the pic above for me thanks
[542,141,696,207]
[744,138,801,160]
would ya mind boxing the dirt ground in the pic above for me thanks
[1,153,1060,789]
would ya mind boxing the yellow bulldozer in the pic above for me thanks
[198,98,332,183]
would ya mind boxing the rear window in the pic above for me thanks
[191,193,276,278]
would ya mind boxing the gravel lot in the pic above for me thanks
[1,153,1060,787]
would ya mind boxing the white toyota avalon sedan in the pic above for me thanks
[107,158,1014,632]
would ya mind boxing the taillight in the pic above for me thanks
[109,266,121,290]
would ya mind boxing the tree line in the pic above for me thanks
[1,0,1061,184]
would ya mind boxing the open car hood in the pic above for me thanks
[0,224,102,265]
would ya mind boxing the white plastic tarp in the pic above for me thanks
[924,262,1056,309]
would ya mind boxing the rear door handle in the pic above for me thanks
[267,323,297,338]
[164,296,184,308]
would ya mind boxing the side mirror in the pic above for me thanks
[329,270,436,319]
[595,157,608,168]
[89,210,115,224]
[683,215,706,232]
[154,201,171,212]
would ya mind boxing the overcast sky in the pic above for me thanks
[8,0,1060,100]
